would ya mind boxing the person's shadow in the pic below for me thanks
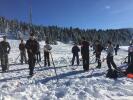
[0,69,85,84]
[37,70,85,84]
[0,67,105,85]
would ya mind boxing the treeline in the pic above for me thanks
[0,16,132,45]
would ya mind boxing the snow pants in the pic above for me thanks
[72,54,79,66]
[107,56,117,70]
[28,53,36,76]
[82,54,89,71]
[36,51,41,62]
[96,53,101,68]
[1,53,9,72]
[44,52,50,66]
[20,51,27,64]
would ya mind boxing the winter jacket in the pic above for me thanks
[25,39,38,55]
[19,43,26,51]
[0,41,11,54]
[81,40,89,55]
[128,45,133,53]
[107,45,114,57]
[114,44,119,50]
[44,44,52,53]
[72,46,80,55]
[116,44,119,49]
[95,44,103,54]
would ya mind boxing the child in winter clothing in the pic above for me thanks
[94,40,103,68]
[71,43,80,66]
[44,40,52,67]
[106,41,117,70]
[19,39,27,64]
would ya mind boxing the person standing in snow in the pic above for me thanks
[19,39,27,64]
[44,40,52,67]
[0,36,11,72]
[36,41,41,62]
[94,40,103,69]
[71,43,80,66]
[81,37,89,71]
[128,41,133,65]
[106,41,117,70]
[25,33,38,76]
[126,41,133,74]
[114,44,119,55]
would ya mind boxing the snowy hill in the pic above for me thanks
[0,31,30,40]
[0,39,133,100]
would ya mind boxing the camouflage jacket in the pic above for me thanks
[0,41,11,55]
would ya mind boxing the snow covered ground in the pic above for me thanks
[0,39,133,100]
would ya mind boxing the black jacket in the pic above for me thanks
[72,46,80,55]
[95,44,103,54]
[19,43,26,51]
[81,40,89,55]
[25,39,38,55]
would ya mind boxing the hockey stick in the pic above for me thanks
[14,54,20,64]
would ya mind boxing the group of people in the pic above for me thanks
[0,33,52,77]
[0,34,133,78]
[19,33,52,76]
[71,37,119,72]
[72,37,133,77]
[71,37,90,71]
[19,37,42,65]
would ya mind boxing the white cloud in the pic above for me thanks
[105,5,111,9]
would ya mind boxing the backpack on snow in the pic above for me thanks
[126,63,133,74]
[106,68,125,79]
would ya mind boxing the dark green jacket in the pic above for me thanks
[0,41,11,55]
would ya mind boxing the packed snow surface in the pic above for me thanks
[0,39,133,100]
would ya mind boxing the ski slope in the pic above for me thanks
[0,39,133,100]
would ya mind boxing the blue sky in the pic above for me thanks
[0,0,133,29]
